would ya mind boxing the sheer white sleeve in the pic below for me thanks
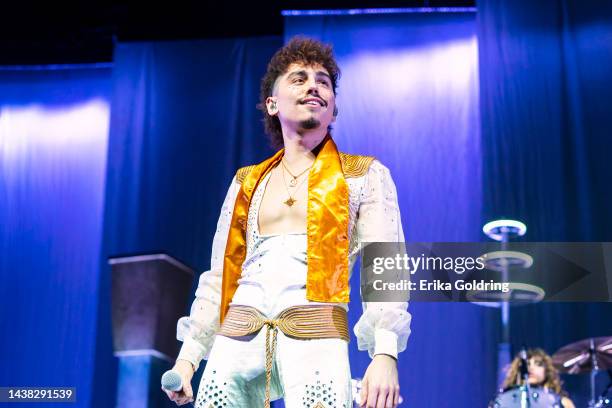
[353,160,412,359]
[176,176,240,370]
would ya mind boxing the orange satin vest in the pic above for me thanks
[220,135,373,322]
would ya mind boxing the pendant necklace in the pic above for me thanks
[281,159,311,187]
[280,161,311,207]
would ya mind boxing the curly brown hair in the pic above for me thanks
[257,36,341,150]
[502,348,567,396]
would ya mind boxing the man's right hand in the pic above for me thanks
[162,359,195,406]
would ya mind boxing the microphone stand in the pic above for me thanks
[588,338,599,408]
[519,348,531,408]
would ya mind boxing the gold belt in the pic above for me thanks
[218,304,349,407]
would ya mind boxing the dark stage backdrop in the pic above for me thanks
[478,1,612,406]
[2,2,611,407]
[0,65,112,407]
[284,11,501,407]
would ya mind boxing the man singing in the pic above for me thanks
[164,36,411,408]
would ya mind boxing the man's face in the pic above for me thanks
[266,62,336,132]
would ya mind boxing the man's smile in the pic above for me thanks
[299,97,326,107]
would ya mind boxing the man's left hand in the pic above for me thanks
[360,354,400,408]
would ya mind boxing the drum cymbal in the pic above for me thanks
[552,336,612,374]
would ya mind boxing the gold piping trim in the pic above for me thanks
[235,165,256,184]
[235,152,374,185]
[339,152,375,178]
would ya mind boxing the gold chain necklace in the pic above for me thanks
[281,159,311,187]
[280,164,309,207]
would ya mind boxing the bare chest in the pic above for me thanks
[257,168,308,235]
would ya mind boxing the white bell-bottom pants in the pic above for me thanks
[194,329,352,408]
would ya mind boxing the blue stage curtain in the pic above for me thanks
[0,65,112,407]
[92,37,282,407]
[285,12,499,407]
[478,1,612,405]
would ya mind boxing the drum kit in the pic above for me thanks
[491,336,612,408]
[492,386,564,408]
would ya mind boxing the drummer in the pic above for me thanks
[501,348,576,408]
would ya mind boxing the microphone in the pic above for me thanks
[161,370,183,392]
[161,370,195,407]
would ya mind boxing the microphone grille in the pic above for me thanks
[161,370,182,392]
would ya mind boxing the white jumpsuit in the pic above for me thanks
[176,161,412,407]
